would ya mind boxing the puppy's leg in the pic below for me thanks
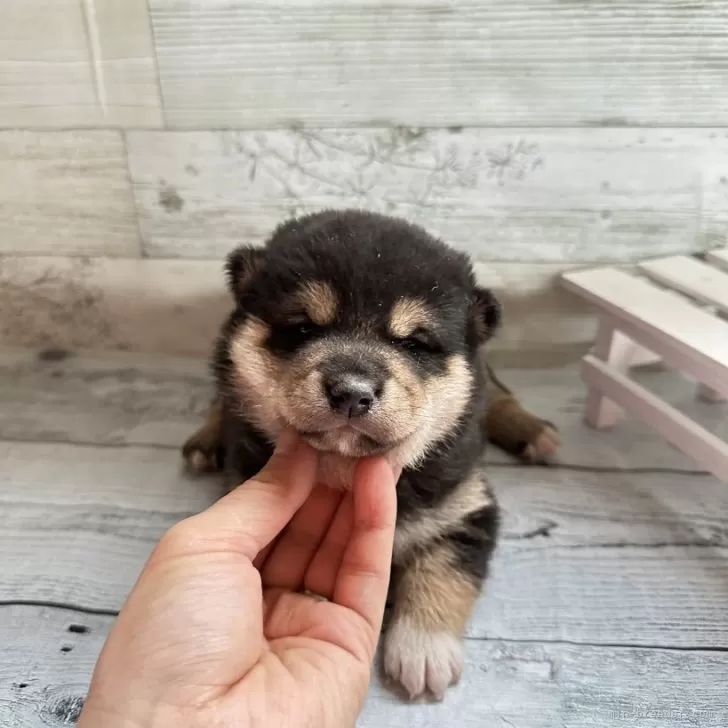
[182,397,225,474]
[384,500,497,700]
[484,363,560,462]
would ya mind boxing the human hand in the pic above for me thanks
[78,431,399,728]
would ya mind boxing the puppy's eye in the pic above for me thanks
[393,329,442,354]
[292,322,314,336]
[278,319,320,340]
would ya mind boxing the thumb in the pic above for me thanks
[177,429,319,560]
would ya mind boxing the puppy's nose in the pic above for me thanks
[325,376,377,418]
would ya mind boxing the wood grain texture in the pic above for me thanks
[562,267,728,370]
[583,353,728,481]
[2,348,727,470]
[126,128,727,263]
[3,435,728,644]
[0,132,141,256]
[0,254,598,361]
[0,0,162,128]
[706,246,728,270]
[0,441,223,611]
[0,256,230,355]
[0,348,213,450]
[639,255,728,315]
[3,606,726,728]
[0,606,110,728]
[3,351,728,724]
[149,0,728,128]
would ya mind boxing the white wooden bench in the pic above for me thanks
[561,248,728,482]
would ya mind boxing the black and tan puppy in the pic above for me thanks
[182,209,553,700]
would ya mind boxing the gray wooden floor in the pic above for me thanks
[2,347,728,727]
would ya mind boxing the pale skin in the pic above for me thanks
[78,430,400,728]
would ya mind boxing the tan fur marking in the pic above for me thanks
[389,297,433,338]
[394,468,492,559]
[182,398,223,473]
[484,377,561,460]
[230,317,285,437]
[394,544,478,635]
[390,353,474,471]
[294,281,338,326]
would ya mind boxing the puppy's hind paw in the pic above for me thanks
[522,423,561,462]
[181,437,223,475]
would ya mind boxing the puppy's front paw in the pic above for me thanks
[383,617,464,701]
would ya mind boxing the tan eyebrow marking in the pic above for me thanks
[291,281,338,325]
[389,297,434,338]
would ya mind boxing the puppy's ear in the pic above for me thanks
[470,286,502,343]
[225,245,265,301]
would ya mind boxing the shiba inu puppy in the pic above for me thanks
[182,209,559,700]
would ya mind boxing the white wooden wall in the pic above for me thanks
[2,0,728,361]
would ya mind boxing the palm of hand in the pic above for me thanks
[80,442,397,728]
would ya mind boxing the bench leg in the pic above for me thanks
[584,324,653,429]
[696,311,727,402]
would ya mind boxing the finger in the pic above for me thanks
[261,484,343,589]
[303,492,355,599]
[332,458,398,633]
[252,534,278,571]
[175,430,319,561]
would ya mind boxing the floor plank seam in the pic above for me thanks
[0,437,712,476]
[5,601,728,657]
[0,599,120,618]
[487,462,711,476]
[501,539,728,549]
[464,636,728,654]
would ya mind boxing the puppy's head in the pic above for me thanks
[224,210,500,468]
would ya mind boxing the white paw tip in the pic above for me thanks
[383,618,464,701]
[186,449,210,473]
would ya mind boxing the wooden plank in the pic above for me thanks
[477,542,728,647]
[0,0,162,128]
[0,132,141,256]
[363,641,728,727]
[561,268,728,391]
[86,0,164,127]
[4,439,728,645]
[2,347,727,469]
[2,605,727,728]
[0,606,111,728]
[0,256,231,357]
[639,255,728,314]
[150,0,728,128]
[127,128,719,263]
[706,247,728,271]
[582,354,728,481]
[4,348,728,472]
[0,441,222,611]
[0,349,212,449]
[490,464,728,549]
[0,255,596,362]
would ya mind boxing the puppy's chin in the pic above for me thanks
[316,450,403,492]
[304,429,394,491]
[302,428,387,458]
